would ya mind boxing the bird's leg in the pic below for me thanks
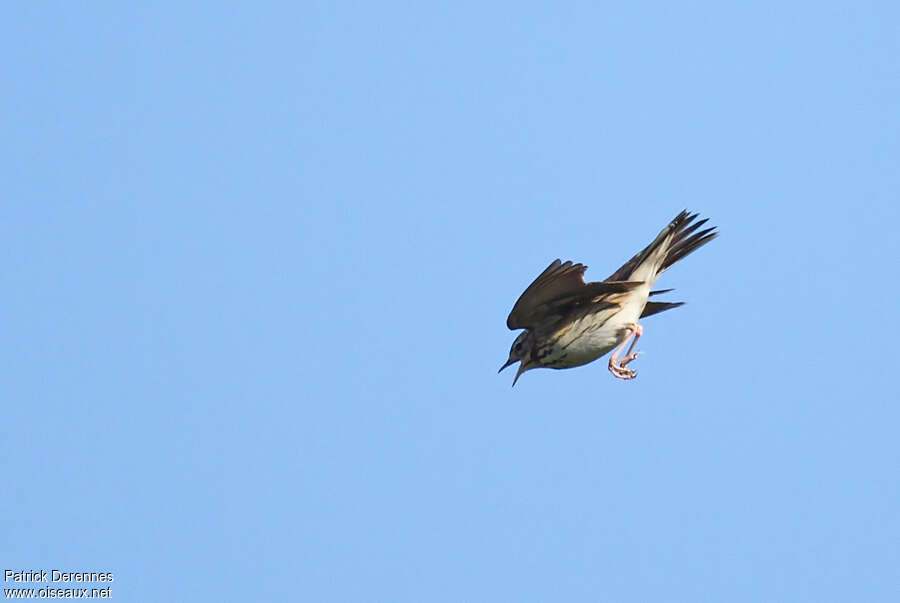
[619,323,644,368]
[608,323,643,380]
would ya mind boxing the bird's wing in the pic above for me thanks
[640,300,685,318]
[507,259,642,329]
[507,260,587,327]
[605,210,717,282]
[640,288,684,318]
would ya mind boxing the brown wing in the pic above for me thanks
[641,300,684,318]
[506,259,642,329]
[606,210,716,282]
[639,288,687,318]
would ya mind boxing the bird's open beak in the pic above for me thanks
[511,362,527,387]
[499,359,528,387]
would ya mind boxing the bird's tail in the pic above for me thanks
[606,210,718,287]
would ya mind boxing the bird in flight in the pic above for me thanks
[499,210,717,385]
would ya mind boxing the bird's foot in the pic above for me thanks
[607,322,643,380]
[619,350,643,368]
[608,357,637,380]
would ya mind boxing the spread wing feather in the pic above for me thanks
[507,211,717,329]
[606,210,717,282]
[640,300,685,318]
[506,259,642,329]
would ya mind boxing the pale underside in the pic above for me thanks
[534,287,649,368]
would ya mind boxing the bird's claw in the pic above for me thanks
[608,360,637,380]
[619,350,643,368]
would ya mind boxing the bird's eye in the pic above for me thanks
[514,342,522,353]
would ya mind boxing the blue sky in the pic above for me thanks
[3,2,898,601]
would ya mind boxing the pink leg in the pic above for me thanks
[620,323,644,367]
[608,323,643,380]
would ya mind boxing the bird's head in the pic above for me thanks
[498,330,536,386]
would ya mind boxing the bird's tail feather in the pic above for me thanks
[606,210,718,285]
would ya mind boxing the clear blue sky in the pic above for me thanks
[3,2,898,601]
